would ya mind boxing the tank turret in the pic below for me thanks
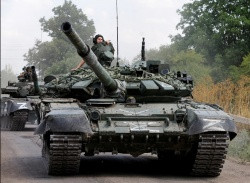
[61,22,118,93]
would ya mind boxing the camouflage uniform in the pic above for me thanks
[91,42,115,67]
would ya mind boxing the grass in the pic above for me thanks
[228,129,250,162]
[193,75,250,118]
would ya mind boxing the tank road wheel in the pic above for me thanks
[9,110,29,131]
[189,133,229,177]
[43,134,82,175]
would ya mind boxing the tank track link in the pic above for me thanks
[190,133,229,177]
[44,134,82,175]
[9,110,28,131]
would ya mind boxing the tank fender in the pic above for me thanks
[187,109,237,140]
[1,99,32,116]
[34,108,93,135]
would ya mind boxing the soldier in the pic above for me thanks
[17,66,33,82]
[17,67,27,82]
[71,34,115,70]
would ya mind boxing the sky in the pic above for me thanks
[1,0,191,74]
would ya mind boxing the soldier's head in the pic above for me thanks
[93,34,104,44]
[26,66,32,72]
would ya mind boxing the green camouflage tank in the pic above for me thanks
[35,22,237,176]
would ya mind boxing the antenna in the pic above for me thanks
[116,0,119,67]
[141,37,145,61]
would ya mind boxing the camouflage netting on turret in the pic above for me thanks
[43,66,192,96]
[43,68,96,94]
[110,66,192,90]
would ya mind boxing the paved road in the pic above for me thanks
[1,124,250,183]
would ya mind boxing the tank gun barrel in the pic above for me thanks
[31,66,40,94]
[61,22,117,93]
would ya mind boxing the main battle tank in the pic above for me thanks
[1,66,41,131]
[35,22,237,176]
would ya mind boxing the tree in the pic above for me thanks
[132,44,211,82]
[240,53,250,76]
[24,39,74,77]
[132,44,179,66]
[39,1,95,44]
[45,53,80,75]
[229,52,250,81]
[1,65,17,87]
[24,1,96,76]
[171,50,211,82]
[173,0,250,81]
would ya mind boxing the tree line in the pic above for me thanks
[3,0,249,84]
[142,0,249,82]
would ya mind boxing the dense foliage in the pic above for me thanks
[172,0,250,81]
[229,53,250,81]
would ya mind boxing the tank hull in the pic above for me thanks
[37,100,236,176]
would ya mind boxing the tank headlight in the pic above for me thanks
[90,110,100,121]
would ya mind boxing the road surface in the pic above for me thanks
[1,124,250,183]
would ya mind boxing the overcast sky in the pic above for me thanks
[1,0,191,74]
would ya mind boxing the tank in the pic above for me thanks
[1,66,41,131]
[35,22,237,176]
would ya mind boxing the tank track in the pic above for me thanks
[190,133,229,177]
[44,134,82,175]
[9,110,28,131]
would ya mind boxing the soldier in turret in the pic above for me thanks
[17,66,33,82]
[72,34,115,70]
